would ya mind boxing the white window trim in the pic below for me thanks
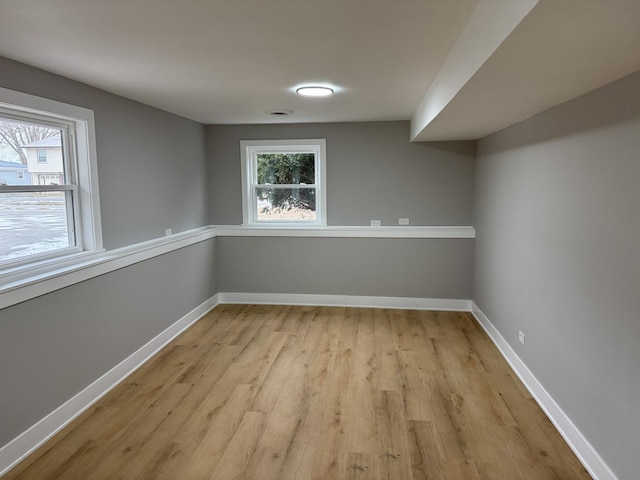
[0,86,103,276]
[240,139,327,226]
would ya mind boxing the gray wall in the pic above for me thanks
[473,71,640,480]
[0,57,215,450]
[0,239,216,447]
[0,56,209,249]
[218,237,472,299]
[207,122,475,226]
[209,121,475,299]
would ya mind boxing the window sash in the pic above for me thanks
[0,108,77,183]
[250,184,318,224]
[0,186,81,268]
[0,114,81,267]
[249,151,320,224]
[250,183,319,224]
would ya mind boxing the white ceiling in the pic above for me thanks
[413,0,640,141]
[0,0,639,140]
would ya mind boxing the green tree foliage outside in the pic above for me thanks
[257,153,316,211]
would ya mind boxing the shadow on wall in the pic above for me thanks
[417,140,477,157]
[479,70,640,155]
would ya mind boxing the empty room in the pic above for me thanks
[0,1,638,479]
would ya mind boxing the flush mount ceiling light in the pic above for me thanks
[296,86,334,97]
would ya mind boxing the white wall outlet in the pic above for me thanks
[370,220,381,227]
[399,218,409,225]
[518,330,525,344]
[165,228,172,236]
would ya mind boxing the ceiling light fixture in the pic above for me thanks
[296,86,334,97]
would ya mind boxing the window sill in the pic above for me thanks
[0,226,216,310]
[218,225,475,238]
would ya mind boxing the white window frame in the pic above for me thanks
[16,170,25,180]
[0,86,103,276]
[240,139,327,226]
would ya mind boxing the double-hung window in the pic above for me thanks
[0,87,102,272]
[240,139,326,225]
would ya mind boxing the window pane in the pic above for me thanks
[256,187,316,221]
[0,191,75,262]
[37,149,47,163]
[256,153,315,185]
[0,116,64,186]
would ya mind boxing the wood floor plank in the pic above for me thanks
[243,362,308,480]
[376,390,414,479]
[84,382,193,480]
[5,306,592,480]
[208,410,266,480]
[156,383,254,480]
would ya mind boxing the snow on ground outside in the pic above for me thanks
[0,193,70,262]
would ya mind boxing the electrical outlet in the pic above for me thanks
[399,218,409,225]
[370,220,381,227]
[165,228,172,236]
[518,331,525,344]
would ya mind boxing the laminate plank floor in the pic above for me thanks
[5,305,592,479]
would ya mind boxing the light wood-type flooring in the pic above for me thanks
[5,305,591,479]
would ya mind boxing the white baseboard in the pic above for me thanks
[218,292,471,311]
[470,302,618,480]
[0,294,220,477]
